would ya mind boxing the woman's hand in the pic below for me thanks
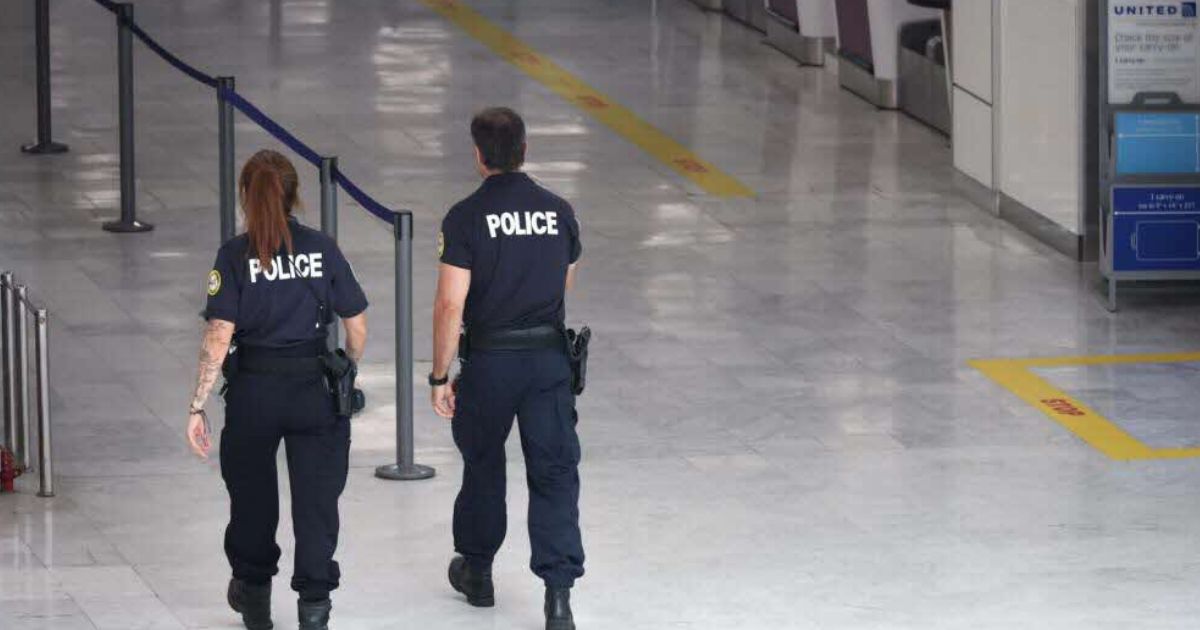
[187,411,211,459]
[431,384,455,420]
[186,318,232,460]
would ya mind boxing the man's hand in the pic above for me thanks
[186,411,211,459]
[431,383,455,419]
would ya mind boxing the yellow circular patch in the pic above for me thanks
[207,270,222,296]
[437,231,445,258]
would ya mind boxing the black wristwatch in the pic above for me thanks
[428,371,450,387]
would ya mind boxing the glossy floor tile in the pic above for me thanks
[3,0,1200,628]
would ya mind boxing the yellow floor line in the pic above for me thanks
[970,355,1200,461]
[419,0,755,199]
[1002,352,1200,369]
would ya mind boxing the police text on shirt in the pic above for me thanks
[249,253,324,283]
[485,211,559,238]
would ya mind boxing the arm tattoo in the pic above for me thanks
[190,320,235,412]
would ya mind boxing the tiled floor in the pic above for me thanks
[3,1,1200,628]
[1037,362,1200,450]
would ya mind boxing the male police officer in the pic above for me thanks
[430,107,584,630]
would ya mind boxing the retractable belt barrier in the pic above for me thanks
[75,0,434,481]
[86,0,400,226]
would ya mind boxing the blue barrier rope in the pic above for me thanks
[219,87,323,167]
[333,172,402,225]
[218,88,399,224]
[88,0,218,90]
[88,0,401,226]
[128,22,219,89]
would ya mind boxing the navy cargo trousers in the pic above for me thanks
[452,348,585,588]
[220,364,350,602]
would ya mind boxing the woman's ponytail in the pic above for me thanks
[239,150,299,271]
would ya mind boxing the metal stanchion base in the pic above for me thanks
[375,463,436,481]
[21,141,69,155]
[102,220,154,233]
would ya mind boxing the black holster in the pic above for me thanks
[458,330,471,363]
[220,346,240,397]
[321,349,365,418]
[564,326,591,396]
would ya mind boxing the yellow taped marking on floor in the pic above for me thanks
[419,0,755,198]
[994,352,1200,369]
[970,353,1200,461]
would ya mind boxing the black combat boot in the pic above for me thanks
[447,555,495,607]
[297,599,331,630]
[545,587,575,630]
[227,578,273,630]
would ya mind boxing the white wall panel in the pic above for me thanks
[953,87,994,188]
[997,0,1085,235]
[952,0,992,103]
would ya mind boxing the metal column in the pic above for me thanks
[34,310,53,497]
[103,3,153,234]
[320,157,339,350]
[375,212,435,481]
[1,273,16,453]
[21,0,69,155]
[13,286,30,472]
[217,77,237,244]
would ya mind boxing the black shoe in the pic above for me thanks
[227,578,273,630]
[447,555,495,607]
[297,599,331,630]
[545,587,575,630]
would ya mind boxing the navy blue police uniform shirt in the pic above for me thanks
[439,172,581,333]
[205,218,368,348]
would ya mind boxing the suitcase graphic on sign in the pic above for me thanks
[1131,220,1200,262]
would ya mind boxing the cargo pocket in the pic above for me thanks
[450,392,486,460]
[555,385,581,465]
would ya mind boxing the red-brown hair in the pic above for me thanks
[239,149,299,271]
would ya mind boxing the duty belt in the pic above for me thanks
[237,340,327,374]
[466,325,563,352]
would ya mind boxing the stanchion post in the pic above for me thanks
[375,212,435,481]
[1,273,15,452]
[13,286,30,472]
[34,309,53,498]
[21,0,69,155]
[319,157,339,350]
[217,77,237,244]
[320,157,338,242]
[103,3,153,234]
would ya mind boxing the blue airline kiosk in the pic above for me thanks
[1099,1,1200,310]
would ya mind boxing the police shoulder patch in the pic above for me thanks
[437,231,445,258]
[207,270,222,296]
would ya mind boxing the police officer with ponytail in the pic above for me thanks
[185,149,369,630]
